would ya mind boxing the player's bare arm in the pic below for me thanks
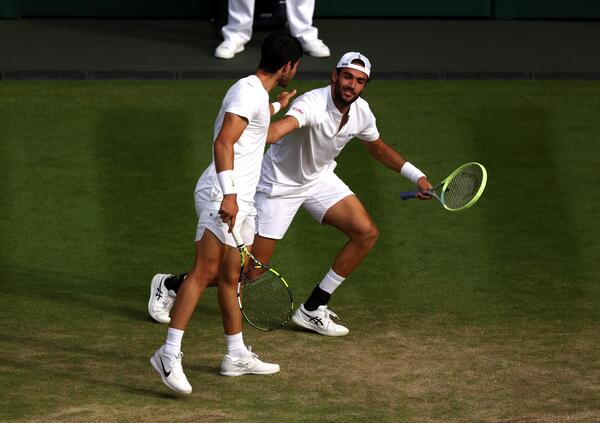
[270,89,297,116]
[362,137,433,199]
[266,115,300,144]
[214,112,249,230]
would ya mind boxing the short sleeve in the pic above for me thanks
[285,97,315,128]
[357,109,380,142]
[223,84,259,122]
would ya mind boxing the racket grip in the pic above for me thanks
[400,191,418,200]
[231,228,245,248]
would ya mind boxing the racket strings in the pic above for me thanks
[240,261,292,331]
[443,166,483,209]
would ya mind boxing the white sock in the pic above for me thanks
[164,327,184,357]
[318,268,345,294]
[225,332,246,359]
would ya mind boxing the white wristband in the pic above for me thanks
[271,102,281,114]
[400,161,426,184]
[217,170,237,195]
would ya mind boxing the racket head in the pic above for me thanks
[439,162,487,211]
[237,260,293,331]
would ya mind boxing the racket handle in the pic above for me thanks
[231,228,245,248]
[400,191,418,200]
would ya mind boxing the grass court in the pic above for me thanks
[0,79,599,422]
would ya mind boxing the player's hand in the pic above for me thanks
[277,89,297,109]
[416,177,433,200]
[218,194,238,232]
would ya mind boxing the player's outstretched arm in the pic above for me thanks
[270,89,297,116]
[362,137,432,199]
[361,137,408,170]
[266,115,300,144]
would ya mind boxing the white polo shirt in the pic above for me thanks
[259,85,380,191]
[195,75,270,203]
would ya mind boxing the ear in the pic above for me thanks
[280,61,293,74]
[331,69,338,84]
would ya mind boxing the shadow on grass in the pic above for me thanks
[1,263,144,318]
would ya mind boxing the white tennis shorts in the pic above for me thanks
[194,188,256,247]
[255,171,353,240]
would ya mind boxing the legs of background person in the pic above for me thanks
[216,0,254,58]
[286,0,330,57]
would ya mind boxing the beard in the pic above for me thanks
[333,82,360,107]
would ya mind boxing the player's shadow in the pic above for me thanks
[1,263,148,321]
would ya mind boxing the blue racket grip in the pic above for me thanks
[400,191,418,200]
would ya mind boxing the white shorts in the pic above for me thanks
[255,172,353,240]
[194,188,256,247]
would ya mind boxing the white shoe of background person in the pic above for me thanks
[150,346,192,394]
[220,346,280,377]
[301,39,330,58]
[215,39,246,59]
[291,303,349,336]
[148,273,176,324]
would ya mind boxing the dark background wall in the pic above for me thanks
[1,0,600,19]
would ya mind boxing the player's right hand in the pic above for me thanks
[218,194,238,232]
[277,89,297,109]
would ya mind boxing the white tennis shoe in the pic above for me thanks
[291,304,349,336]
[302,39,330,58]
[220,347,280,377]
[150,346,192,394]
[215,39,245,59]
[148,273,176,324]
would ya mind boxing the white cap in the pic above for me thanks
[336,52,372,78]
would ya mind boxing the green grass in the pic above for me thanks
[0,80,599,422]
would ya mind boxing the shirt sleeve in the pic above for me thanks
[357,109,380,142]
[285,97,314,128]
[223,84,259,122]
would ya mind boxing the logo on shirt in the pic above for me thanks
[348,133,357,137]
[291,107,304,115]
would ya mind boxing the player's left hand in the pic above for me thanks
[416,177,433,200]
[277,89,297,109]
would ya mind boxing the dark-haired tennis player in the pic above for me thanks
[149,52,431,338]
[149,32,302,395]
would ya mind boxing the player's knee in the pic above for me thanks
[188,265,219,287]
[354,223,379,250]
[364,224,379,249]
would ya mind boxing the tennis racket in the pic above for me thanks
[231,228,293,331]
[401,162,487,211]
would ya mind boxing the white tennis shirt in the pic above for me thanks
[260,85,380,190]
[195,75,270,203]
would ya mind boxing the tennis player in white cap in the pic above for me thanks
[251,51,433,336]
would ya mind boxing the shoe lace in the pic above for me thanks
[320,307,342,329]
[245,346,258,360]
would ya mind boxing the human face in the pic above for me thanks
[278,60,300,88]
[331,67,368,108]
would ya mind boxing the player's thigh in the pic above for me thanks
[189,229,223,282]
[323,195,377,237]
[303,172,355,224]
[255,190,304,240]
[218,244,242,286]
